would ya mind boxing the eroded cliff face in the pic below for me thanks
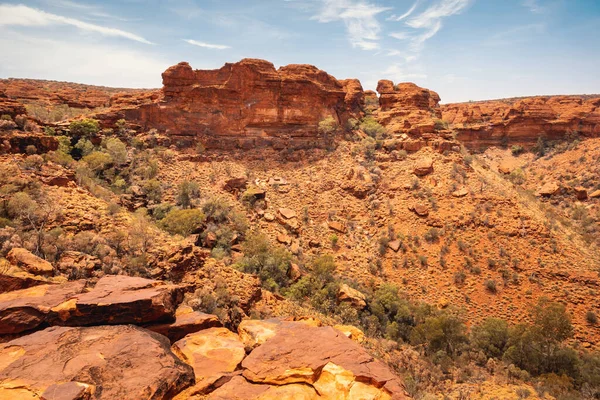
[442,96,600,150]
[124,59,362,150]
[375,80,442,135]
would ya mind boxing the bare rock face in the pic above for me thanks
[0,325,194,399]
[0,265,61,294]
[0,280,87,334]
[146,305,222,343]
[239,322,408,399]
[376,81,442,136]
[0,276,184,335]
[337,283,367,309]
[441,96,600,150]
[121,59,359,150]
[7,248,54,277]
[51,275,185,327]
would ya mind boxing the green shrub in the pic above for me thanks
[160,208,205,236]
[142,179,162,203]
[177,180,200,209]
[485,279,498,293]
[410,312,467,357]
[586,310,598,325]
[82,151,112,173]
[359,116,386,139]
[471,318,510,359]
[511,145,524,156]
[318,116,339,135]
[236,232,292,291]
[69,118,100,137]
[74,138,95,157]
[434,119,449,130]
[104,137,127,166]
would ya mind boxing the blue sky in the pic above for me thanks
[0,0,599,102]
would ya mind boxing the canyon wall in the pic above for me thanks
[122,59,363,150]
[442,96,600,150]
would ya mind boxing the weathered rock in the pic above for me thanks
[536,182,561,197]
[146,305,222,343]
[0,264,62,294]
[410,203,429,217]
[117,59,358,150]
[238,319,282,350]
[241,323,407,398]
[7,248,54,276]
[278,208,296,220]
[452,187,469,198]
[376,81,441,136]
[388,240,402,252]
[328,220,347,233]
[56,251,101,275]
[0,325,194,399]
[51,275,184,327]
[206,375,318,400]
[590,189,600,198]
[172,327,246,389]
[413,159,433,176]
[333,325,366,343]
[0,281,87,334]
[337,284,367,309]
[224,177,248,193]
[442,95,600,150]
[573,186,588,200]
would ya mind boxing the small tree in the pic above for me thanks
[69,118,100,137]
[104,137,127,166]
[160,208,205,237]
[176,180,201,209]
[318,116,339,136]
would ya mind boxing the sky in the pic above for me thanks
[0,0,599,103]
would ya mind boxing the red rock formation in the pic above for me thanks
[375,80,442,135]
[441,96,600,150]
[0,325,194,399]
[121,59,361,150]
[0,78,157,110]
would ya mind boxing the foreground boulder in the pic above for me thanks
[146,305,222,342]
[0,275,184,335]
[53,275,185,327]
[6,248,54,276]
[239,322,407,399]
[0,263,63,294]
[0,325,194,399]
[0,280,86,334]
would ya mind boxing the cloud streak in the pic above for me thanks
[522,0,545,13]
[183,39,231,50]
[312,0,391,50]
[387,1,420,21]
[0,4,152,44]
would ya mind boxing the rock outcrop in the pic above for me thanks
[441,96,600,150]
[119,59,361,150]
[376,80,442,135]
[0,325,194,399]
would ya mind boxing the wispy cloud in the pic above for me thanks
[0,4,152,44]
[183,39,231,50]
[387,1,420,21]
[383,63,427,81]
[522,0,545,13]
[386,0,472,57]
[312,0,391,50]
[486,23,545,46]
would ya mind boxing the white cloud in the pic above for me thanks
[312,0,391,50]
[382,63,427,81]
[389,31,410,40]
[0,4,152,44]
[183,39,230,50]
[404,0,471,49]
[387,1,420,21]
[522,0,545,13]
[0,30,168,87]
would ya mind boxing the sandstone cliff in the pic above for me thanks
[120,59,363,150]
[442,95,600,150]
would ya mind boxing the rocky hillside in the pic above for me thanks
[0,59,599,399]
[441,96,600,150]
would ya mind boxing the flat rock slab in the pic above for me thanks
[6,248,54,276]
[0,275,185,335]
[0,325,194,400]
[146,305,222,343]
[51,275,185,327]
[241,323,408,399]
[172,327,246,381]
[0,280,87,334]
[0,265,64,294]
